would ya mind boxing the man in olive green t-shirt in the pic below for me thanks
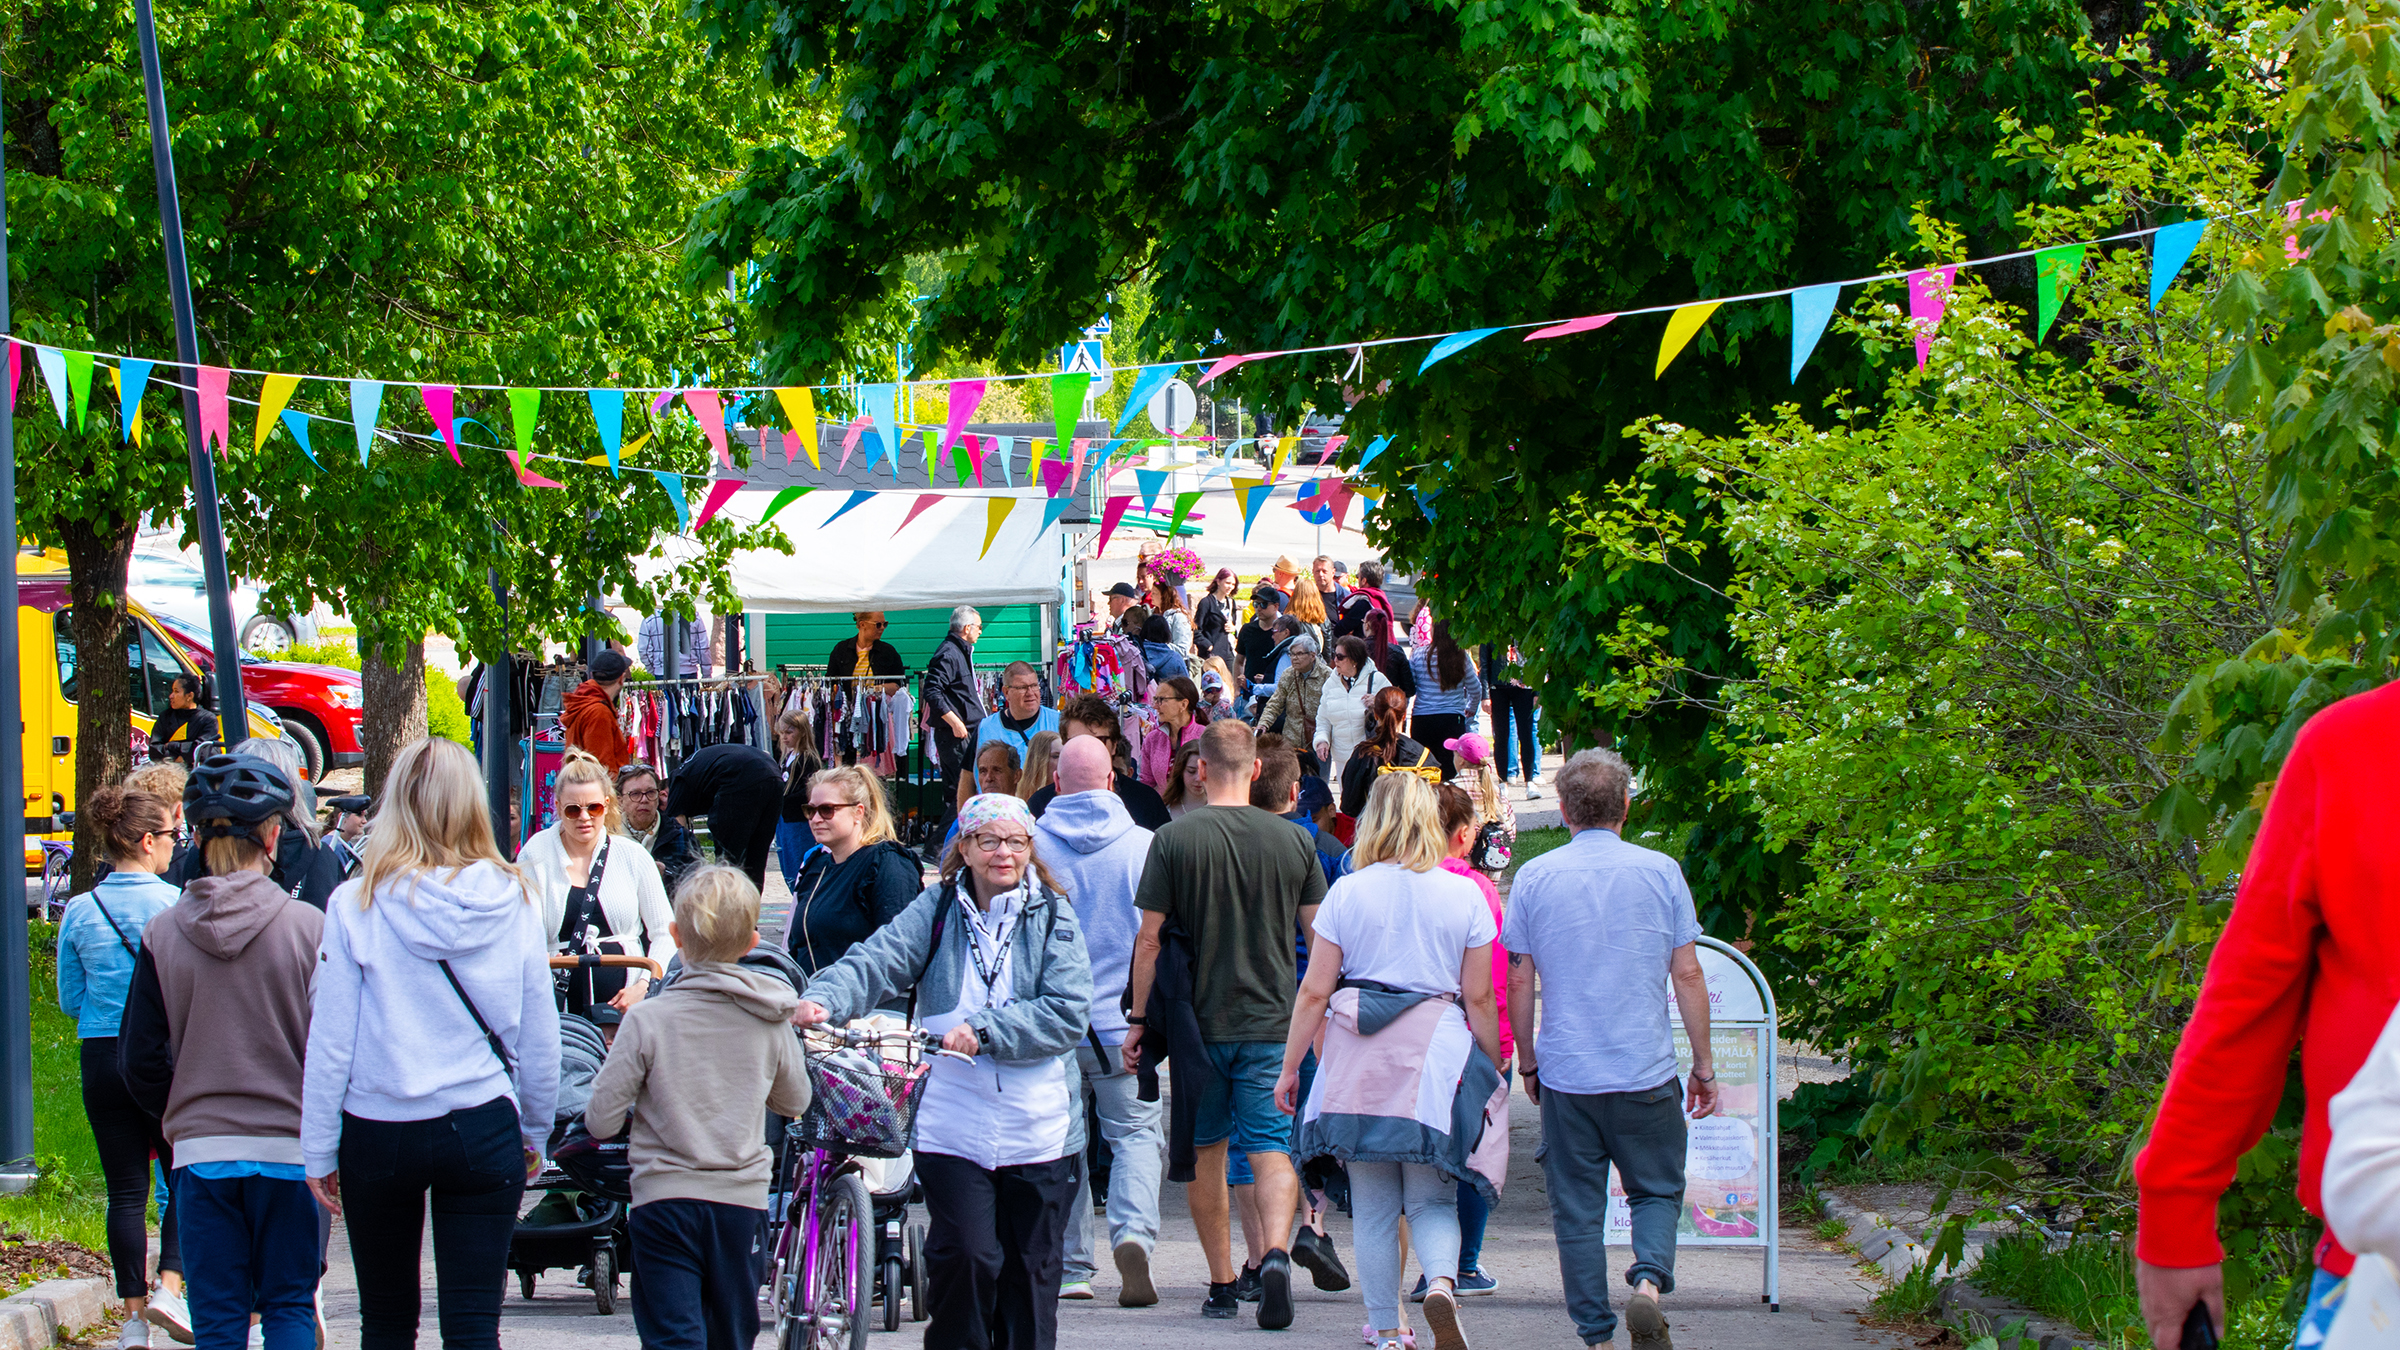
[1124,720,1326,1328]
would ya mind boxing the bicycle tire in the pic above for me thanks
[41,849,72,922]
[812,1172,872,1350]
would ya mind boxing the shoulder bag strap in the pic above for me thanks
[438,959,516,1084]
[91,895,138,958]
[905,884,957,1026]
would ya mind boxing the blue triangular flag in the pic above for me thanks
[1035,496,1074,539]
[1134,468,1170,513]
[653,471,690,531]
[280,411,321,469]
[118,360,153,442]
[1789,284,1841,383]
[350,380,383,467]
[588,389,624,477]
[994,435,1015,487]
[1414,487,1443,521]
[824,489,875,527]
[1357,435,1392,470]
[1114,365,1179,434]
[1240,484,1276,542]
[860,383,899,471]
[2150,218,2208,310]
[1418,328,1503,375]
[33,347,66,428]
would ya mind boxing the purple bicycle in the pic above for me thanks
[769,1024,952,1350]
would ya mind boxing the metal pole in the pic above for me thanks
[0,68,36,1195]
[134,0,244,715]
[483,572,514,858]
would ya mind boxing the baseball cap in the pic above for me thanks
[590,650,631,682]
[1105,581,1142,600]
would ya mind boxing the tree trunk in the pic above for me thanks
[61,516,138,893]
[359,637,427,798]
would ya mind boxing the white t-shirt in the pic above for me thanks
[1312,863,1497,995]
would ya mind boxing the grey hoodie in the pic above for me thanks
[301,860,561,1174]
[585,962,812,1209]
[1032,791,1152,1045]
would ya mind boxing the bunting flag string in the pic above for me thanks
[281,411,320,469]
[1037,496,1075,538]
[824,489,874,527]
[1051,372,1092,451]
[64,351,95,431]
[652,470,690,531]
[942,379,985,452]
[894,493,944,537]
[1167,490,1204,538]
[1114,365,1176,434]
[1789,285,1840,384]
[1656,303,1720,379]
[2150,219,2207,309]
[587,389,624,476]
[684,389,730,467]
[253,373,300,450]
[420,384,459,465]
[1093,494,1134,557]
[776,387,818,466]
[1134,468,1169,513]
[197,366,231,454]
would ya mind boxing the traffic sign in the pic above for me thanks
[1147,379,1198,435]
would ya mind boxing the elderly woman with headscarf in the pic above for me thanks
[797,794,1092,1350]
[1257,635,1330,770]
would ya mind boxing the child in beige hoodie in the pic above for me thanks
[586,866,812,1350]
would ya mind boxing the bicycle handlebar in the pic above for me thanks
[547,953,667,980]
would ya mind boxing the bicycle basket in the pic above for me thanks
[789,1044,932,1160]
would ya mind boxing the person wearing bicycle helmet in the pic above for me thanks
[117,754,325,1350]
[587,866,810,1350]
[164,739,343,910]
[56,785,190,1347]
[795,793,1092,1350]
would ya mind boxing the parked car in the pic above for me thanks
[17,550,284,870]
[151,612,362,781]
[127,548,318,655]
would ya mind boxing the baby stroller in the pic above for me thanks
[506,954,660,1313]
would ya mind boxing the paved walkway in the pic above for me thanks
[319,1079,1898,1350]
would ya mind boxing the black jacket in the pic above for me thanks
[147,706,219,761]
[1026,776,1172,831]
[665,743,783,820]
[1193,594,1235,663]
[919,634,983,734]
[1339,735,1431,817]
[166,825,343,911]
[784,839,922,991]
[780,750,826,823]
[826,637,905,681]
[1236,621,1282,688]
[1132,917,1216,1184]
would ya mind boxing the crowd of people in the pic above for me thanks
[48,550,1782,1350]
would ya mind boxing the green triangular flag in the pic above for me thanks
[1167,490,1203,538]
[955,438,974,487]
[1051,372,1093,452]
[63,351,94,431]
[2035,244,2086,343]
[507,387,541,452]
[924,428,940,486]
[759,484,816,526]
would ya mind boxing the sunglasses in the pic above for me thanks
[559,803,607,820]
[804,802,862,820]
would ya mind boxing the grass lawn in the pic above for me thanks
[0,921,114,1253]
[1972,1234,2302,1350]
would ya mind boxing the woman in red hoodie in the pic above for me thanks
[560,651,633,773]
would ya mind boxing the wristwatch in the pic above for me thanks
[1126,1016,1147,1026]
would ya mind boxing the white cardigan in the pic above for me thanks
[519,825,677,971]
[2327,1004,2400,1262]
[1315,665,1393,786]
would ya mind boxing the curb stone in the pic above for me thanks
[0,1278,109,1350]
[1821,1194,2082,1350]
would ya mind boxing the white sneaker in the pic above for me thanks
[246,1325,264,1350]
[1058,1281,1095,1300]
[118,1320,151,1350]
[1525,783,1543,799]
[142,1289,193,1345]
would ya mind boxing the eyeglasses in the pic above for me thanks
[1005,681,1042,694]
[804,802,862,820]
[1155,693,1185,704]
[622,787,659,802]
[558,803,606,820]
[969,833,1030,855]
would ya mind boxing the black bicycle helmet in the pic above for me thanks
[184,753,297,844]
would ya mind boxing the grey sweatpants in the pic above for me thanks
[1351,1161,1459,1332]
[1538,1078,1687,1345]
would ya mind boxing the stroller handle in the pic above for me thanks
[548,953,667,980]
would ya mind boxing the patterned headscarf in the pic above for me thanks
[956,792,1036,839]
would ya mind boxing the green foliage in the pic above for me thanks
[282,641,359,672]
[1870,1262,1946,1321]
[2157,0,2400,890]
[1972,1233,2304,1350]
[0,923,108,1253]
[425,664,471,744]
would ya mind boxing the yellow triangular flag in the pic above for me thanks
[775,387,819,467]
[1655,302,1722,378]
[254,373,302,450]
[1270,436,1295,479]
[980,497,1015,559]
[1029,438,1049,477]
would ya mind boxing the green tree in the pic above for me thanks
[5,0,814,819]
[683,0,2245,935]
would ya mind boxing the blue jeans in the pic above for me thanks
[1539,1078,1686,1345]
[172,1171,320,1350]
[629,1199,765,1350]
[2295,1264,2346,1349]
[775,819,811,894]
[1195,1042,1293,1157]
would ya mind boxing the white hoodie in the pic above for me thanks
[2327,1003,2400,1262]
[301,861,561,1175]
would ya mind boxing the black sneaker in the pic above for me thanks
[1257,1250,1295,1331]
[1291,1227,1352,1292]
[1203,1283,1240,1319]
[1232,1265,1264,1303]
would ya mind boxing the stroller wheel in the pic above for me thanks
[519,1270,536,1301]
[593,1245,619,1316]
[881,1257,904,1333]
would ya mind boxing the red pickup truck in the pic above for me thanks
[153,613,363,781]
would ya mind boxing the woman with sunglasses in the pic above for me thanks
[797,794,1092,1350]
[525,749,675,1015]
[783,764,922,987]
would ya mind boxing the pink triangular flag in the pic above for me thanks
[693,477,746,530]
[1199,354,1250,385]
[1526,313,1616,342]
[198,366,232,456]
[1070,438,1090,486]
[1094,495,1134,556]
[894,493,944,536]
[6,342,17,409]
[943,379,986,452]
[504,451,566,488]
[683,389,729,467]
[420,384,460,465]
[838,416,869,473]
[1041,460,1072,498]
[782,429,802,465]
[1326,478,1360,533]
[1317,434,1348,465]
[1908,266,1959,369]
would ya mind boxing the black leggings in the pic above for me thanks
[707,800,781,892]
[1410,713,1469,778]
[81,1036,179,1298]
[338,1098,526,1350]
[1490,685,1538,782]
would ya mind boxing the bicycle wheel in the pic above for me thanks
[811,1172,872,1350]
[41,849,71,921]
[770,1187,808,1350]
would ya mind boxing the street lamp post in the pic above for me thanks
[0,69,35,1195]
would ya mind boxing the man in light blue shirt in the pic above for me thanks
[1503,750,1720,1350]
[975,661,1060,757]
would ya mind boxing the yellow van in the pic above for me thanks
[18,549,279,865]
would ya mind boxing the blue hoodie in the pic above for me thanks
[1031,790,1153,1046]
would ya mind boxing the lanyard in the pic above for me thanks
[957,888,1020,1009]
[560,837,614,949]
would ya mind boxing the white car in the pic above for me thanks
[127,550,318,656]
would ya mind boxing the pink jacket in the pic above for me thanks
[1138,718,1205,790]
[1441,856,1511,1061]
